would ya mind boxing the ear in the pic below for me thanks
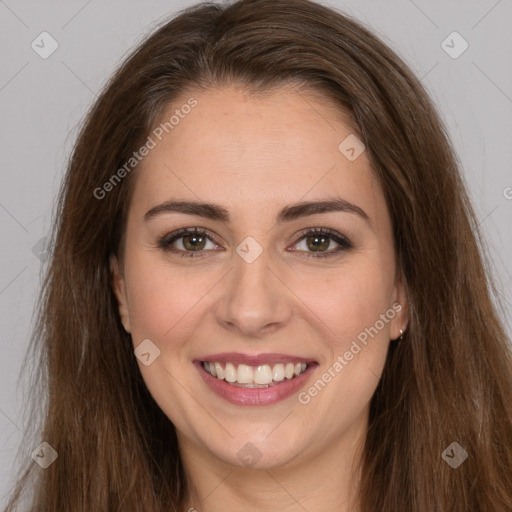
[109,253,131,333]
[390,271,409,340]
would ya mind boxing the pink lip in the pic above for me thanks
[194,358,319,406]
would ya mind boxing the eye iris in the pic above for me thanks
[183,233,206,251]
[307,235,329,252]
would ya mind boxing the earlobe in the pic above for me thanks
[391,275,409,340]
[109,254,131,333]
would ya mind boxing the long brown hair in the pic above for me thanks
[5,0,512,510]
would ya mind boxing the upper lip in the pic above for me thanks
[195,352,316,366]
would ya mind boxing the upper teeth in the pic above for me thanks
[203,362,307,387]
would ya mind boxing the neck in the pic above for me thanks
[178,411,367,512]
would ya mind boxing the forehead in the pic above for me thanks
[129,84,384,223]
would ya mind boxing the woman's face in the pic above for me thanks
[111,83,408,471]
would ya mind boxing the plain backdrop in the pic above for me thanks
[1,0,511,505]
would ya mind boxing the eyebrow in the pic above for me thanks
[144,198,370,225]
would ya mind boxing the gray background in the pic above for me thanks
[1,0,511,505]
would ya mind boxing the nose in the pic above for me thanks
[215,246,293,338]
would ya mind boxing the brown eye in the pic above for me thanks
[305,234,331,252]
[158,227,221,258]
[290,228,352,259]
[181,233,207,251]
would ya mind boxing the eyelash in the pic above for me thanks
[157,227,352,260]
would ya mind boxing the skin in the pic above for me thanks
[110,83,409,512]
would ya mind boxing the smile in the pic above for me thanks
[201,361,308,387]
[194,353,318,406]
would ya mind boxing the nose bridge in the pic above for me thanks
[216,237,291,336]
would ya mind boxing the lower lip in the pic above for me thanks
[194,361,318,406]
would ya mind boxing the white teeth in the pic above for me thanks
[224,362,237,383]
[214,362,224,380]
[272,363,285,382]
[237,364,253,384]
[202,360,309,386]
[254,365,273,385]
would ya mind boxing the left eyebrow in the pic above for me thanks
[276,198,370,225]
[143,198,371,226]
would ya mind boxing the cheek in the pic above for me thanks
[123,251,220,353]
[125,246,395,348]
[297,256,395,346]
[124,250,179,339]
[296,261,394,423]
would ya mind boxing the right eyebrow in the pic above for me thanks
[144,197,371,227]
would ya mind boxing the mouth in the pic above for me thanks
[201,360,309,387]
[194,353,318,406]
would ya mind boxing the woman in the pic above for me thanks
[5,0,512,510]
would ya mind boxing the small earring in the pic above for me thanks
[399,329,404,341]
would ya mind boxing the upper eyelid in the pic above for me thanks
[165,227,222,246]
[161,226,350,249]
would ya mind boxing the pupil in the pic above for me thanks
[308,235,328,251]
[184,234,205,250]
